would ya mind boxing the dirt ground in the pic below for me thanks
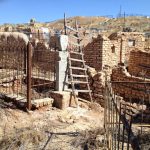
[0,99,105,150]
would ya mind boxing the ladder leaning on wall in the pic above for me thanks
[64,14,93,107]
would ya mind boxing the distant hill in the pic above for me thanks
[44,16,150,32]
[45,16,109,30]
[0,16,150,33]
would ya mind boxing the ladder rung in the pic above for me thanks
[72,74,88,78]
[76,90,92,93]
[78,98,91,104]
[68,81,88,84]
[65,89,92,93]
[69,58,85,62]
[70,51,84,55]
[70,67,86,70]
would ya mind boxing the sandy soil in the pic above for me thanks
[0,99,105,150]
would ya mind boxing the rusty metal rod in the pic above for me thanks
[114,95,117,150]
[127,115,133,150]
[111,97,113,150]
[27,42,32,110]
[118,101,121,150]
[64,13,67,35]
[113,98,140,150]
[121,105,126,150]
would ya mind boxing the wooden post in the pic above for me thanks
[120,38,123,64]
[27,42,32,110]
[64,13,67,35]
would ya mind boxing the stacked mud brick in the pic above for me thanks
[128,50,150,78]
[119,32,145,60]
[83,34,123,71]
[83,35,103,71]
[33,50,59,72]
[111,66,150,104]
[83,32,145,72]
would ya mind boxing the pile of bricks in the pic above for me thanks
[90,70,105,107]
[79,67,105,107]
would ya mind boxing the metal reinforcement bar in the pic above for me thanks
[27,42,32,110]
[112,98,140,150]
[104,82,140,150]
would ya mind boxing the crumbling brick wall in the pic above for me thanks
[83,35,121,71]
[121,32,145,58]
[108,32,145,64]
[78,68,105,107]
[89,70,105,107]
[128,50,150,78]
[111,67,150,104]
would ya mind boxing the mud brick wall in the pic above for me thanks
[108,32,145,65]
[33,50,59,73]
[83,35,103,71]
[121,32,145,61]
[111,67,150,104]
[128,50,150,78]
[102,39,121,69]
[83,35,122,71]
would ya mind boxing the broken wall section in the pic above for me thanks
[83,32,145,72]
[111,67,150,104]
[79,68,106,107]
[128,50,150,78]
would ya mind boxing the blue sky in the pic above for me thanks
[0,0,149,24]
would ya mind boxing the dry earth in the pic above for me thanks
[0,99,105,150]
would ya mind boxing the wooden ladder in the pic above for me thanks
[64,14,93,106]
